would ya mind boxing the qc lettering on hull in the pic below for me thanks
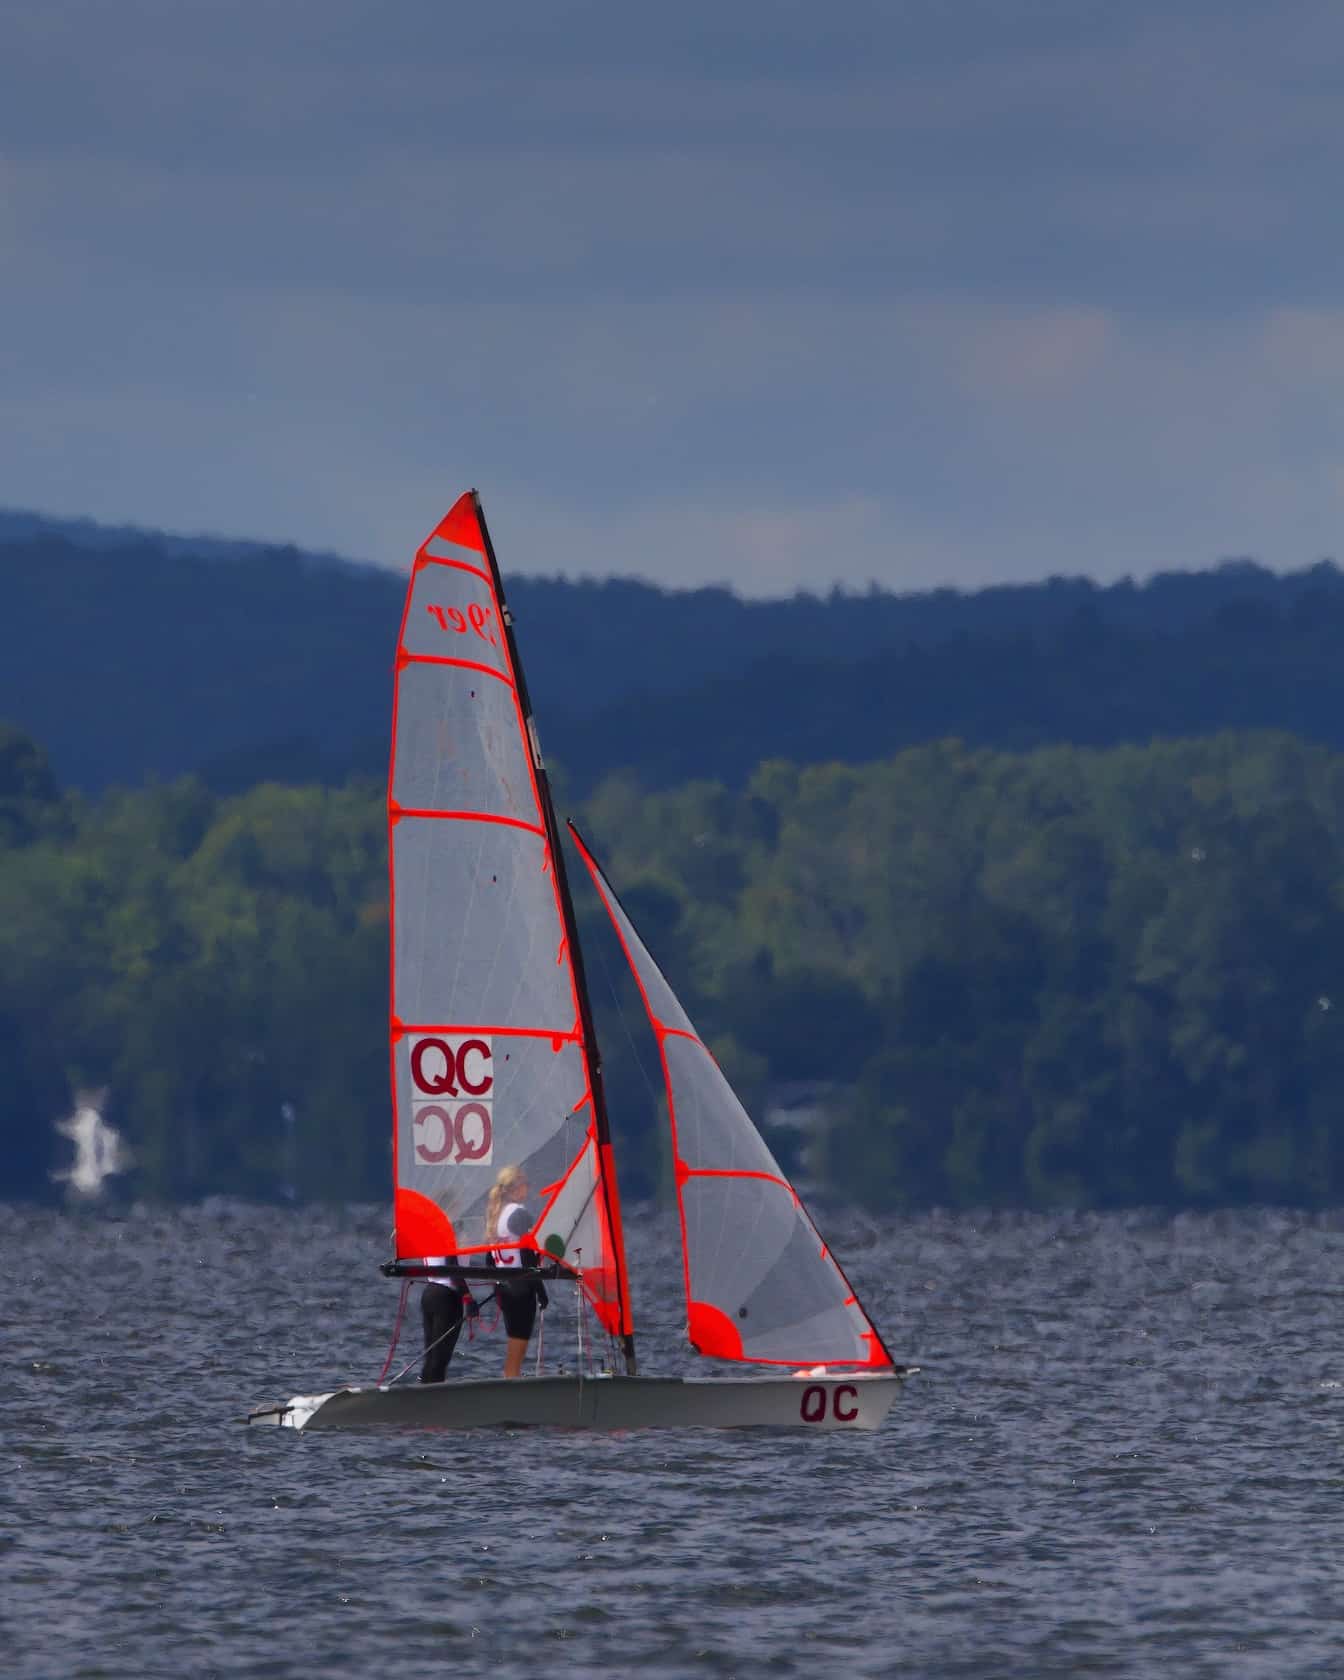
[799,1384,860,1424]
[410,1035,494,1165]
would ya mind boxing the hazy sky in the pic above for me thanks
[3,1,1342,595]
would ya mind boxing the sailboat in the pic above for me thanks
[248,492,912,1431]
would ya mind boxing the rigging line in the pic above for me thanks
[376,1278,412,1383]
[384,1312,463,1388]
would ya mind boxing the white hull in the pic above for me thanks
[247,1371,909,1432]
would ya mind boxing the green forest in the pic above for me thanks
[5,719,1343,1211]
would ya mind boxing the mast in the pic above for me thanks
[472,493,637,1375]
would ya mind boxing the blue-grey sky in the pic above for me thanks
[3,1,1341,595]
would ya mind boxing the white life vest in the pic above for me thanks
[494,1201,530,1268]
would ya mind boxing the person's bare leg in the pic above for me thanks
[504,1336,528,1378]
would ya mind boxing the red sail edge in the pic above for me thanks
[386,494,633,1349]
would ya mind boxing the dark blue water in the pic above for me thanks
[6,1202,1344,1678]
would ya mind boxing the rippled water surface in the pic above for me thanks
[6,1203,1344,1678]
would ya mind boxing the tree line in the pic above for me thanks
[6,515,1344,799]
[4,720,1343,1211]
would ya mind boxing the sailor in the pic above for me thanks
[485,1164,548,1378]
[419,1256,479,1383]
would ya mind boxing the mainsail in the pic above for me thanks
[387,494,632,1351]
[569,822,893,1370]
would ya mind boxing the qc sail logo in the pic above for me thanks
[409,1035,494,1165]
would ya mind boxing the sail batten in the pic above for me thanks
[569,821,894,1372]
[387,493,633,1353]
[400,654,515,682]
[390,809,547,834]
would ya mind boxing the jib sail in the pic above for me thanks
[569,821,892,1369]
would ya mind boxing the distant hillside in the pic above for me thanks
[566,592,1344,792]
[2,508,1341,793]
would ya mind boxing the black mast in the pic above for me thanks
[473,492,637,1376]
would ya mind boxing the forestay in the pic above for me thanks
[387,494,631,1339]
[569,823,893,1369]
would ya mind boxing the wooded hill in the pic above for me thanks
[5,721,1342,1212]
[4,511,1344,796]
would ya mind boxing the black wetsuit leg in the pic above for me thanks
[420,1282,465,1383]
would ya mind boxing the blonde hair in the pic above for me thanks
[485,1163,527,1243]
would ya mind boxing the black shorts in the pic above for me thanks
[498,1276,539,1341]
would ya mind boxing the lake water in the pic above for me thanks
[5,1201,1344,1678]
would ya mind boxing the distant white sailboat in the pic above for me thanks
[249,492,913,1431]
[52,1092,129,1198]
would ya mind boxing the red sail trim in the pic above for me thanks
[391,808,546,837]
[683,1167,797,1197]
[400,652,514,684]
[426,492,488,553]
[706,1349,892,1371]
[688,1301,743,1359]
[416,557,490,584]
[685,1300,889,1368]
[418,552,492,582]
[395,1189,458,1256]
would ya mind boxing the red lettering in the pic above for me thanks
[452,1103,492,1162]
[424,603,468,633]
[426,600,497,644]
[411,1037,457,1096]
[455,1038,493,1096]
[833,1384,858,1422]
[412,1105,454,1163]
[799,1385,827,1423]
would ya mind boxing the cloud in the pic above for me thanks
[1,1,1342,595]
